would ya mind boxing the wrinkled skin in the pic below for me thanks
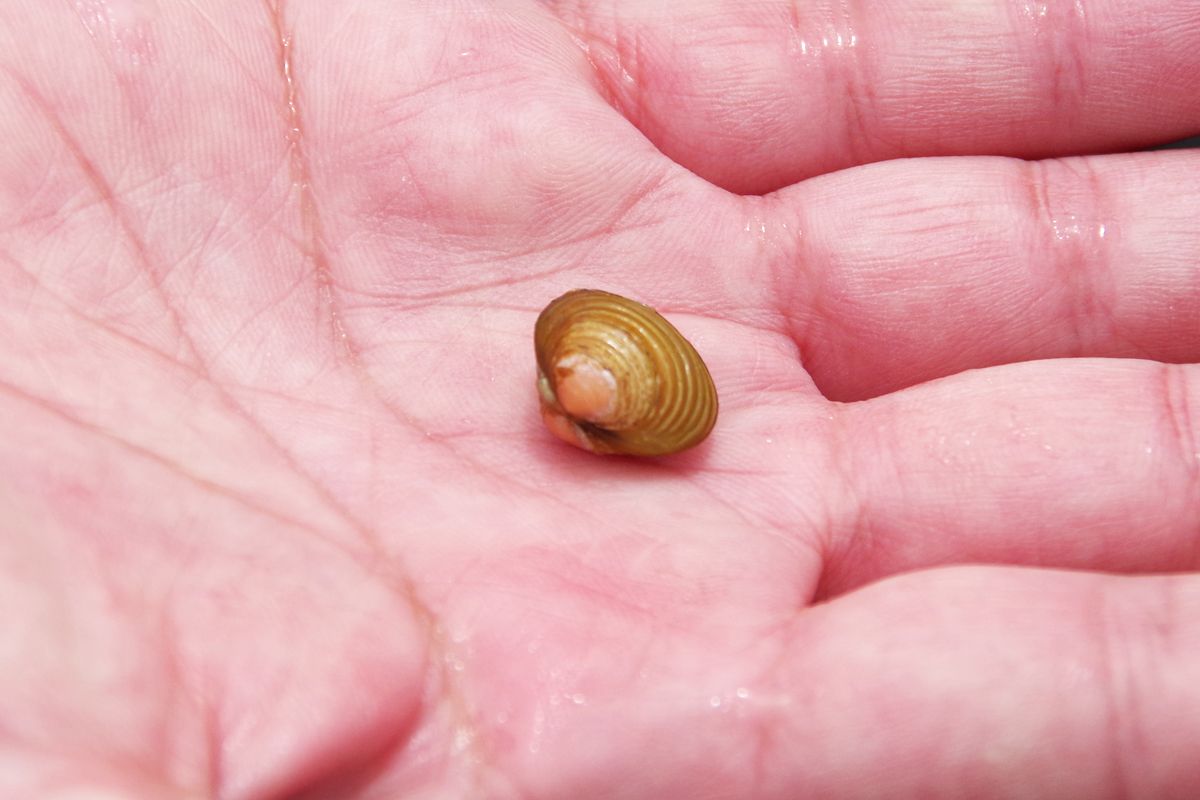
[2,1,1199,798]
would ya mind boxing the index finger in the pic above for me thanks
[551,0,1200,192]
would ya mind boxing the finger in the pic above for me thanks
[452,564,1200,798]
[762,150,1200,401]
[772,567,1200,798]
[815,359,1200,596]
[549,0,1200,192]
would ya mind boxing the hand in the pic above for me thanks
[2,1,1198,797]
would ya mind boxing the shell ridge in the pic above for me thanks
[534,289,717,456]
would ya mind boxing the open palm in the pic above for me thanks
[3,1,1199,798]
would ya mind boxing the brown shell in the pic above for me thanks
[534,289,718,456]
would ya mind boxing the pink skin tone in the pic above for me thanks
[1,1,1199,799]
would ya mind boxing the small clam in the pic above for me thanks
[534,289,718,456]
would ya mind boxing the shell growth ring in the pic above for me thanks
[534,289,718,456]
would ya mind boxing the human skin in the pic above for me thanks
[1,0,1199,797]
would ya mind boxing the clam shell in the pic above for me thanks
[534,289,718,456]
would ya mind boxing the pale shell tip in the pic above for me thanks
[553,355,618,423]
